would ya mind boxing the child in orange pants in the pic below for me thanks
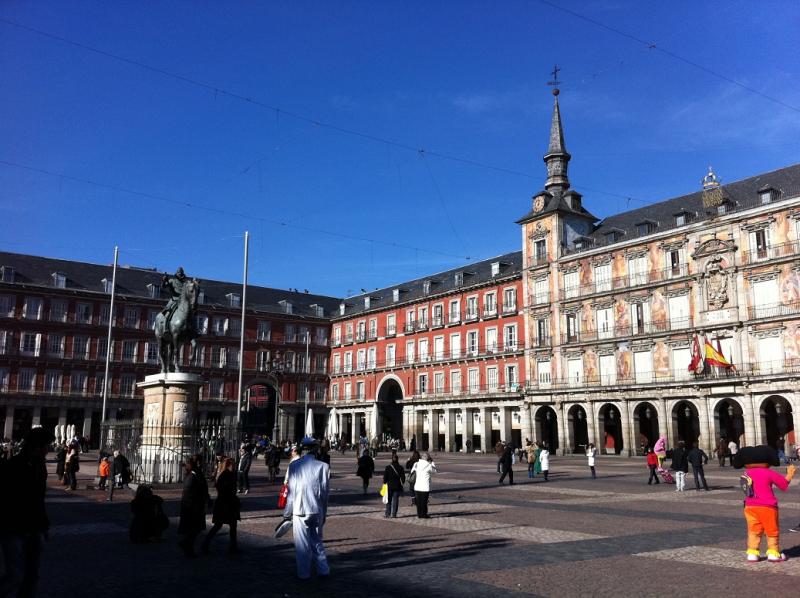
[98,457,111,489]
[735,445,796,562]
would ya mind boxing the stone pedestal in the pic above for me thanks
[137,373,202,484]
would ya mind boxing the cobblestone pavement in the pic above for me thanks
[34,452,799,597]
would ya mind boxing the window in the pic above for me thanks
[50,299,68,322]
[467,369,479,393]
[120,374,137,396]
[752,278,779,318]
[47,334,65,357]
[631,302,651,335]
[73,336,89,359]
[491,262,500,277]
[146,342,159,364]
[534,279,548,304]
[604,232,618,244]
[20,332,41,356]
[364,296,370,309]
[423,281,431,295]
[122,340,138,362]
[418,307,428,328]
[315,327,327,346]
[227,348,240,368]
[70,371,87,394]
[228,318,241,337]
[331,384,339,402]
[449,300,460,323]
[392,289,400,302]
[667,249,685,278]
[749,229,770,261]
[315,383,327,402]
[101,278,113,293]
[565,313,579,342]
[212,317,228,336]
[195,314,209,335]
[450,333,461,359]
[675,213,686,226]
[637,223,653,236]
[760,189,774,204]
[668,295,690,329]
[0,330,9,354]
[405,341,415,364]
[0,368,7,391]
[333,326,341,345]
[1,267,14,283]
[123,307,139,329]
[344,382,352,401]
[367,347,376,369]
[433,336,444,360]
[0,295,14,318]
[345,323,353,343]
[146,310,158,331]
[311,304,324,317]
[503,288,516,312]
[717,202,728,215]
[434,372,445,393]
[484,292,497,315]
[594,263,611,293]
[357,349,366,371]
[672,347,690,381]
[344,352,353,372]
[405,309,415,332]
[567,358,583,386]
[339,302,346,316]
[332,354,341,374]
[564,271,579,299]
[466,331,479,356]
[634,350,653,383]
[18,368,36,391]
[386,314,396,335]
[73,302,91,324]
[386,345,395,367]
[628,255,648,286]
[599,354,616,385]
[23,297,42,320]
[450,370,462,394]
[534,239,547,263]
[432,304,443,326]
[209,379,224,399]
[368,318,377,339]
[279,299,292,314]
[758,336,783,373]
[505,364,518,388]
[535,318,549,347]
[486,367,498,391]
[418,374,428,395]
[211,347,226,367]
[597,307,613,339]
[227,293,241,308]
[537,360,551,387]
[418,338,429,362]
[44,371,62,393]
[97,338,110,360]
[146,283,160,299]
[454,272,464,287]
[486,328,498,353]
[466,296,478,320]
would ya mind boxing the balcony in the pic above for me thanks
[431,316,444,329]
[413,382,524,400]
[502,303,517,315]
[464,310,479,322]
[404,323,415,334]
[749,299,800,320]
[530,253,548,268]
[528,293,550,307]
[384,325,397,337]
[367,330,378,341]
[446,313,461,325]
[344,334,354,345]
[741,241,800,265]
[415,320,429,332]
[330,338,342,348]
[559,263,691,301]
[355,331,366,343]
[561,316,694,344]
[482,307,498,319]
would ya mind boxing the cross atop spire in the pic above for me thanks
[547,64,562,93]
[543,67,570,195]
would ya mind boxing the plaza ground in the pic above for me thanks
[33,451,800,597]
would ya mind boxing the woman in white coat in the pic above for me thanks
[410,453,437,518]
[586,443,597,479]
[538,442,550,482]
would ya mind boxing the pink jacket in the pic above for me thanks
[745,467,790,508]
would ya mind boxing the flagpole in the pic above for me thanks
[236,231,249,425]
[304,330,310,436]
[100,245,119,448]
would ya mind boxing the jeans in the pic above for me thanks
[647,466,660,484]
[499,466,514,485]
[589,466,596,479]
[415,491,430,518]
[0,533,44,598]
[675,471,686,491]
[692,465,709,490]
[293,514,329,580]
[528,462,535,478]
[237,470,250,492]
[384,489,400,517]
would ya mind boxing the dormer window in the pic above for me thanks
[197,291,205,304]
[604,231,619,244]
[573,236,593,251]
[636,221,656,236]
[364,296,371,309]
[759,185,778,205]
[0,266,14,283]
[147,283,160,299]
[310,304,324,317]
[491,262,500,277]
[227,293,241,308]
[279,299,292,314]
[339,302,346,316]
[717,202,728,215]
[676,213,686,226]
[454,272,464,287]
[423,280,431,295]
[564,190,583,211]
[51,272,67,288]
[392,289,399,303]
[101,278,113,294]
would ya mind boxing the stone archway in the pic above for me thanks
[760,395,795,449]
[714,399,745,447]
[672,400,700,447]
[598,403,624,455]
[633,402,659,454]
[376,377,404,440]
[567,404,589,453]
[535,406,558,451]
[242,379,279,438]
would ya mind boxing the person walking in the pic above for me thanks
[356,449,375,495]
[494,441,505,474]
[672,441,689,492]
[646,448,660,484]
[533,442,543,477]
[178,456,209,558]
[499,444,514,485]
[728,439,738,468]
[383,451,405,518]
[282,437,330,580]
[109,449,131,502]
[64,443,80,491]
[587,443,597,479]
[55,443,66,482]
[410,453,437,518]
[0,427,54,598]
[202,458,240,554]
[716,438,727,467]
[526,442,537,479]
[539,443,550,481]
[98,456,110,490]
[405,451,420,506]
[687,443,710,491]
[654,436,667,468]
[266,443,281,483]
[237,446,252,495]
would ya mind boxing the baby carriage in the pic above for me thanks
[657,466,674,484]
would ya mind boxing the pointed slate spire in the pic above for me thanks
[543,88,571,196]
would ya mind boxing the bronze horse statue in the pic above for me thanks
[154,278,199,373]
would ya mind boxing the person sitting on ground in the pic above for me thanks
[130,485,168,543]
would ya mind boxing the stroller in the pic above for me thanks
[657,466,674,484]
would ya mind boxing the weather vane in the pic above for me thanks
[547,64,562,95]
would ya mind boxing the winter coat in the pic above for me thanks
[671,447,689,473]
[99,461,110,477]
[178,470,209,534]
[356,455,375,480]
[212,469,241,525]
[646,452,659,467]
[538,449,550,471]
[383,463,406,492]
[411,459,437,492]
[238,451,252,473]
[112,454,131,483]
[0,451,49,535]
[687,448,708,468]
[586,447,596,467]
[500,447,513,469]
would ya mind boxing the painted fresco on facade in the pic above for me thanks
[653,341,671,378]
[617,346,632,380]
[614,299,630,331]
[651,291,667,326]
[585,350,598,381]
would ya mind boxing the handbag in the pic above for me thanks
[379,483,388,497]
[277,482,289,509]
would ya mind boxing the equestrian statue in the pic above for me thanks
[154,267,199,373]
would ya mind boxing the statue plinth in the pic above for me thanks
[137,373,203,484]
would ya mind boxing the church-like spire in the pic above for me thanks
[543,66,570,196]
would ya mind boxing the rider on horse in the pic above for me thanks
[161,267,188,328]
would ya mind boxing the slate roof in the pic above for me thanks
[335,250,523,319]
[579,163,800,251]
[0,251,341,319]
[516,188,598,224]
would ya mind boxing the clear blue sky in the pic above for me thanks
[2,1,799,297]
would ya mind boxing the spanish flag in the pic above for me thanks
[704,340,733,369]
